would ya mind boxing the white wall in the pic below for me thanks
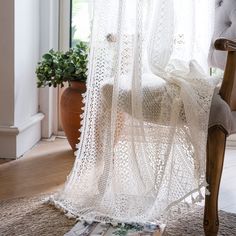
[0,0,44,158]
[0,0,15,127]
[14,0,40,126]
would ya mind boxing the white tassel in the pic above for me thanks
[85,220,94,225]
[42,197,50,204]
[111,221,119,227]
[66,212,75,219]
[205,188,211,195]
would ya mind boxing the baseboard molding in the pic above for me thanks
[0,113,44,159]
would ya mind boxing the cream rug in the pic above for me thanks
[0,194,236,236]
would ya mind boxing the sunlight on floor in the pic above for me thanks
[219,148,236,213]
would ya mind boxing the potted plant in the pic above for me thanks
[36,41,89,151]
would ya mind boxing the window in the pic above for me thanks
[56,0,91,135]
[70,0,90,47]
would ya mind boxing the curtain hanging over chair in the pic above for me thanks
[50,0,218,224]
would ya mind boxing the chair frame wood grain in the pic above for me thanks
[204,38,236,236]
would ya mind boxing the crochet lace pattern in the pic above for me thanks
[48,0,218,225]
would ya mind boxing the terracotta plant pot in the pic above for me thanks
[60,81,86,151]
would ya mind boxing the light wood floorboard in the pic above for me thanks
[0,138,235,214]
[0,138,75,200]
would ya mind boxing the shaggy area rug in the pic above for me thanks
[0,194,236,236]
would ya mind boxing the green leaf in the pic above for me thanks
[43,53,53,60]
[35,41,89,88]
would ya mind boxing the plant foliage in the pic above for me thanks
[36,41,89,88]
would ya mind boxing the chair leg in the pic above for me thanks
[204,126,227,236]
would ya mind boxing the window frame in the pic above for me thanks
[52,0,72,136]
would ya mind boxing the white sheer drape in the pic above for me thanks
[49,0,218,224]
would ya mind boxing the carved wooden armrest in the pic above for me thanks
[214,38,236,52]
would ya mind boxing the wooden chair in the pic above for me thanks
[203,1,236,234]
[204,38,236,236]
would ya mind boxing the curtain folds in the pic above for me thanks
[49,0,218,224]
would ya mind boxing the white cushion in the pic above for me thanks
[208,0,236,70]
[209,88,236,134]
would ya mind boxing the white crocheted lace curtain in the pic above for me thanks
[50,0,218,224]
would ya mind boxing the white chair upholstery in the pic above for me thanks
[208,0,236,135]
[208,0,236,70]
[209,89,236,134]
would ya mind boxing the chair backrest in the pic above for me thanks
[208,0,236,70]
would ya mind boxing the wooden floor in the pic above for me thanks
[0,138,75,200]
[0,138,236,214]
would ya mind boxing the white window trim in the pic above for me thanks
[39,0,60,138]
[52,0,71,137]
[59,0,71,52]
[39,0,71,138]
